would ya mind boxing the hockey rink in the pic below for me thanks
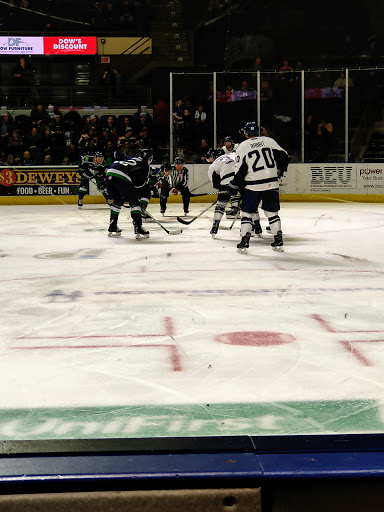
[0,200,384,440]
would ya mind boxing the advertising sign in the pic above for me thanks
[0,167,80,196]
[44,37,97,55]
[0,36,44,55]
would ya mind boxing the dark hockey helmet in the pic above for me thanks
[224,135,233,142]
[94,151,103,158]
[212,148,224,160]
[140,148,153,164]
[243,121,259,137]
[161,161,172,171]
[174,156,184,165]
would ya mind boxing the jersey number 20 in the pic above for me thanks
[248,148,275,173]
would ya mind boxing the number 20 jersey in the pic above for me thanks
[233,136,289,191]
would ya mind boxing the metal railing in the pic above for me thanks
[0,85,152,109]
[170,67,384,163]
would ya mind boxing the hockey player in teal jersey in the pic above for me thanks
[104,152,153,239]
[77,152,110,208]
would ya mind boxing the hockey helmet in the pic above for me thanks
[94,151,103,158]
[243,121,259,137]
[174,156,184,165]
[140,148,153,164]
[224,136,233,143]
[212,148,224,160]
[161,161,172,171]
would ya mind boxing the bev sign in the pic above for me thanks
[44,37,97,55]
[0,37,44,55]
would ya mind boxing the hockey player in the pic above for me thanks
[77,151,109,208]
[222,135,239,154]
[229,121,289,253]
[160,156,190,215]
[104,152,153,239]
[207,149,236,237]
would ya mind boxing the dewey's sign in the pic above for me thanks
[0,166,81,196]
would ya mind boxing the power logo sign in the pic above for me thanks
[310,165,356,190]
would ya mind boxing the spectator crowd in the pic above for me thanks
[0,105,155,167]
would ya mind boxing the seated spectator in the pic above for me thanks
[65,141,80,165]
[49,114,67,163]
[102,115,118,142]
[194,104,208,139]
[40,126,56,158]
[7,128,24,158]
[195,137,211,163]
[104,140,115,162]
[279,60,293,81]
[24,126,43,162]
[78,127,98,155]
[6,153,18,166]
[43,154,53,166]
[182,108,194,149]
[140,126,153,150]
[172,98,185,136]
[82,114,100,135]
[333,71,354,91]
[133,113,152,137]
[99,127,117,152]
[63,106,82,138]
[122,137,138,157]
[224,84,234,102]
[117,117,133,137]
[30,104,50,129]
[21,150,33,166]
[316,118,334,161]
[0,112,14,153]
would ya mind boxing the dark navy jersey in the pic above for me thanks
[79,154,106,179]
[106,157,150,189]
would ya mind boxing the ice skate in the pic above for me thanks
[108,220,122,237]
[237,232,251,254]
[226,207,240,219]
[251,220,262,238]
[160,209,166,216]
[78,198,83,209]
[271,230,284,252]
[134,225,150,239]
[210,221,219,238]
[184,210,189,215]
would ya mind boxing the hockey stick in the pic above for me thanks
[189,180,211,194]
[144,211,183,235]
[219,216,238,230]
[122,204,182,235]
[176,201,216,225]
[189,191,218,198]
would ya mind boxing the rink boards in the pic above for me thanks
[1,163,384,205]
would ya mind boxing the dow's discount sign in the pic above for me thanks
[0,37,97,55]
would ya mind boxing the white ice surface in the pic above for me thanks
[0,201,384,437]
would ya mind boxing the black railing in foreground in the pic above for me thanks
[0,85,152,109]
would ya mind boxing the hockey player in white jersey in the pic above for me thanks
[207,148,234,237]
[229,121,289,253]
